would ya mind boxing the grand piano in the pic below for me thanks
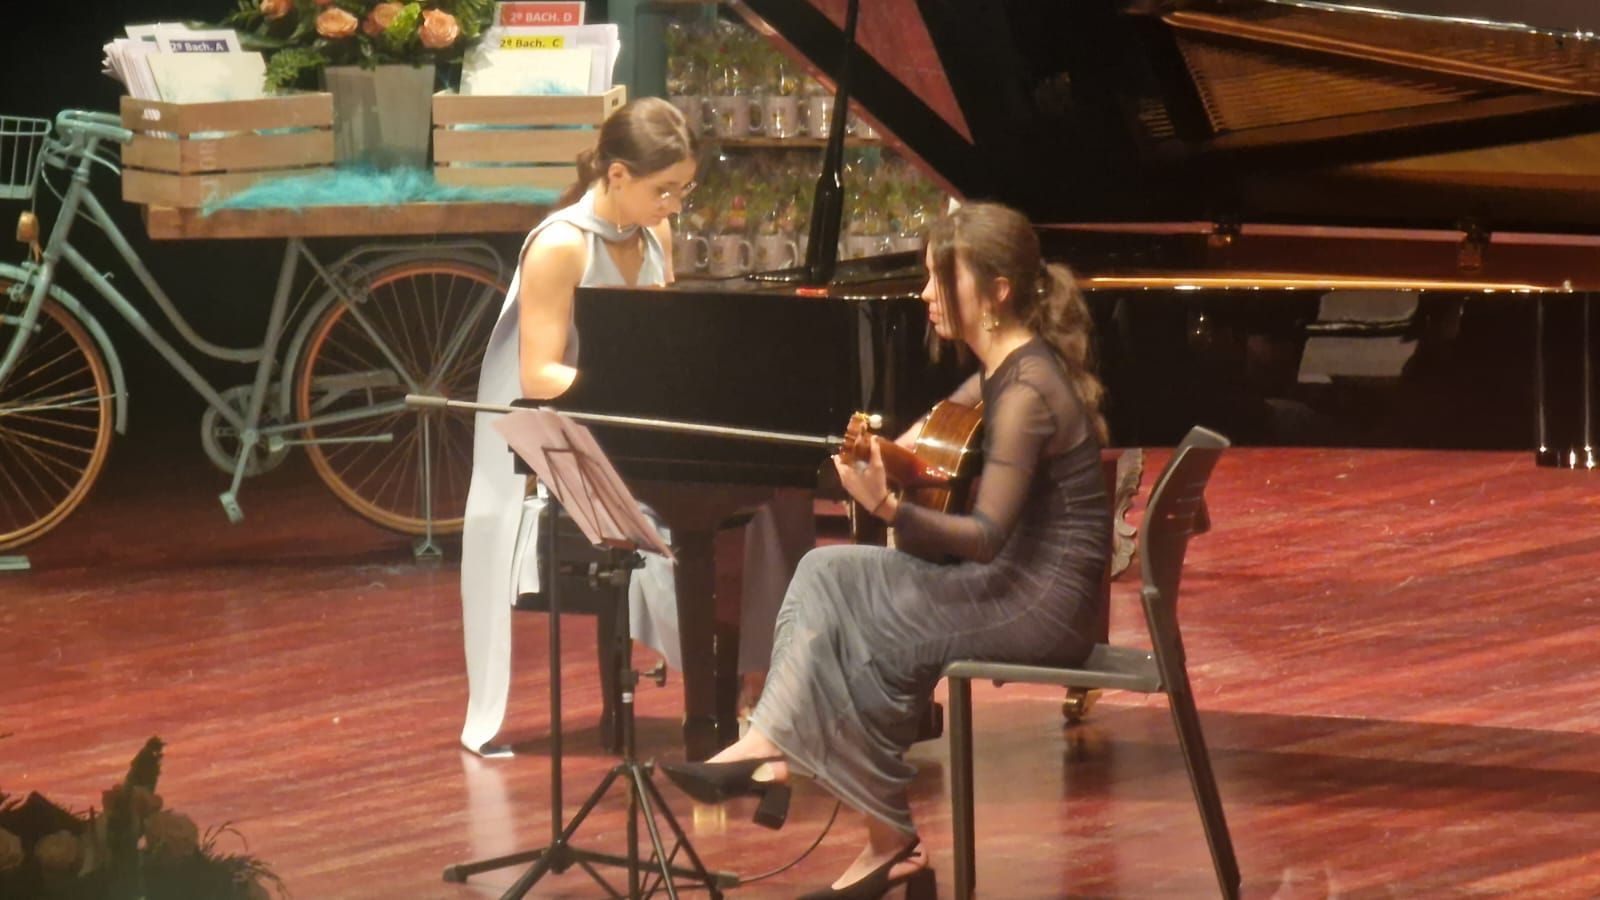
[557,0,1600,758]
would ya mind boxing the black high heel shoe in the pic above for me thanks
[797,839,936,900]
[657,756,791,829]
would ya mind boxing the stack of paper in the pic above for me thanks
[103,24,266,103]
[462,23,620,96]
[102,37,162,100]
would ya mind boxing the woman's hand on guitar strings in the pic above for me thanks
[833,438,896,522]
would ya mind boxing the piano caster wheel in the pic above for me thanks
[1062,688,1100,725]
[644,661,668,687]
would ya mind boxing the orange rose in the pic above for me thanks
[316,7,360,39]
[419,9,460,49]
[259,0,291,20]
[363,1,404,37]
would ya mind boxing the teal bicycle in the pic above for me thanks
[0,110,517,554]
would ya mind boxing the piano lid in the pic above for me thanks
[733,0,1600,235]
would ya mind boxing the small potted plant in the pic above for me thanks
[223,0,495,168]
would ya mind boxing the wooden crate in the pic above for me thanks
[432,86,625,189]
[120,93,334,208]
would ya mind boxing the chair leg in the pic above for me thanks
[1165,685,1241,900]
[948,676,976,900]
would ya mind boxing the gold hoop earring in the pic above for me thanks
[981,307,999,332]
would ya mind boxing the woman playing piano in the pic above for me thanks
[458,97,815,755]
[663,202,1112,898]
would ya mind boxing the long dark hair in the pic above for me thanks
[557,97,698,209]
[926,202,1108,441]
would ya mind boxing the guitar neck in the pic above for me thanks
[873,436,955,487]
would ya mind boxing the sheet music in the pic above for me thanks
[494,409,673,560]
[552,413,673,557]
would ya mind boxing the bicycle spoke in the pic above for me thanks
[374,277,424,381]
[0,463,47,526]
[0,423,97,462]
[343,422,419,507]
[325,414,405,468]
[0,295,111,549]
[321,325,392,382]
[1,404,110,428]
[393,274,428,379]
[0,430,75,497]
[9,348,90,398]
[296,260,503,534]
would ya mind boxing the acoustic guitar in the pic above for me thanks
[839,400,985,544]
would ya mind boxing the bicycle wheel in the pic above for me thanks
[0,295,114,549]
[295,258,504,534]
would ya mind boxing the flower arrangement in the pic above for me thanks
[223,0,496,90]
[0,738,282,900]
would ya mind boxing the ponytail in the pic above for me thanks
[558,147,604,209]
[556,97,698,211]
[926,202,1109,443]
[1030,263,1108,443]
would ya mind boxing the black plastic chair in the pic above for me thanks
[942,426,1240,899]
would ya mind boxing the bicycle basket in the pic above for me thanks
[0,115,50,202]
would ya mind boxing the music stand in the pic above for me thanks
[443,408,734,900]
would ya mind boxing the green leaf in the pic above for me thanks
[384,3,423,53]
[263,45,327,90]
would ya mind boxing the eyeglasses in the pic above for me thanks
[656,181,697,204]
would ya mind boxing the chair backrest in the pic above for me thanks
[1137,427,1230,672]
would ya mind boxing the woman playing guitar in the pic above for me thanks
[662,202,1113,899]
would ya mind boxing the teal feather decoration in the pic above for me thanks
[206,166,560,214]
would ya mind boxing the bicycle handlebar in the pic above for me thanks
[54,109,133,146]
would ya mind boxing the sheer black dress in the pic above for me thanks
[749,337,1111,834]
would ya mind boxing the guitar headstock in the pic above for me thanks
[843,412,883,460]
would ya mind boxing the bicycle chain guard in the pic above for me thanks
[200,384,291,478]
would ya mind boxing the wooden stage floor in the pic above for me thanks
[7,440,1600,898]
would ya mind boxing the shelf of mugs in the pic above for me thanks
[671,149,939,280]
[666,14,888,144]
[664,12,946,280]
[710,137,882,150]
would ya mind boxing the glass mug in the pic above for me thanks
[669,94,708,136]
[673,231,710,276]
[707,234,753,277]
[763,94,802,140]
[803,94,835,138]
[890,233,923,253]
[753,232,800,271]
[847,112,879,141]
[711,95,764,140]
[843,233,894,260]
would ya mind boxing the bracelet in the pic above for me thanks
[870,492,895,519]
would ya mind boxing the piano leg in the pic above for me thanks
[1535,293,1598,469]
[713,526,747,752]
[671,527,731,761]
[633,481,777,761]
